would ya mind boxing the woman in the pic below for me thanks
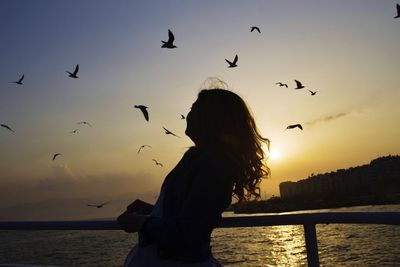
[118,87,270,266]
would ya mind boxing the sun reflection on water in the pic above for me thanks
[212,225,307,266]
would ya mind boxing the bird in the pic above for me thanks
[285,124,303,131]
[163,126,180,137]
[161,29,177,48]
[77,121,92,127]
[67,64,79,78]
[395,4,400,19]
[275,82,288,88]
[294,80,305,89]
[308,90,318,96]
[11,74,24,85]
[250,26,261,33]
[87,202,109,208]
[70,129,79,134]
[134,105,149,121]
[225,54,238,68]
[1,124,15,132]
[152,159,164,167]
[180,114,185,119]
[138,145,152,154]
[52,153,61,161]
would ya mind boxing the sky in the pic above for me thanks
[0,0,399,220]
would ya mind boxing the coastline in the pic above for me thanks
[233,194,400,214]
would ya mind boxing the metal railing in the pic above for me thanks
[1,212,400,267]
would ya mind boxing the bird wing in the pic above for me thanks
[297,124,303,130]
[168,30,175,43]
[225,59,232,65]
[284,84,288,88]
[233,54,238,64]
[256,27,261,33]
[295,80,303,88]
[52,154,60,160]
[170,131,180,137]
[1,124,14,132]
[73,64,79,75]
[141,108,149,121]
[397,4,400,14]
[87,204,97,207]
[19,75,24,83]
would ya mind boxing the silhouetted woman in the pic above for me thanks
[118,87,270,266]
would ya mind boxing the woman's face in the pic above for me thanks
[185,99,201,144]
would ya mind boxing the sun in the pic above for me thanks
[269,150,282,160]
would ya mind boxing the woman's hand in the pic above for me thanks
[126,199,154,214]
[117,211,149,233]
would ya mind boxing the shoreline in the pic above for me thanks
[233,194,400,214]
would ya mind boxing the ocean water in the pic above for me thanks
[1,205,400,267]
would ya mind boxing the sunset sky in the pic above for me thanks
[1,0,399,220]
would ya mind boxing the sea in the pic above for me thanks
[1,205,400,267]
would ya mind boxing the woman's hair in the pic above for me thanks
[190,82,270,202]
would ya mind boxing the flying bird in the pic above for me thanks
[225,54,238,68]
[275,82,288,88]
[161,29,177,48]
[395,4,400,19]
[294,80,305,89]
[308,90,318,96]
[1,124,15,132]
[87,202,109,208]
[285,124,303,131]
[134,105,149,121]
[250,26,261,33]
[152,159,164,167]
[77,121,92,127]
[180,114,185,119]
[52,153,61,161]
[70,129,79,134]
[163,126,180,137]
[138,145,152,154]
[67,64,79,78]
[11,74,24,85]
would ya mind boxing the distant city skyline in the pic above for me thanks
[1,0,399,220]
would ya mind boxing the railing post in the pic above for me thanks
[303,223,319,267]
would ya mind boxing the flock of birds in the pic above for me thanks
[159,28,319,133]
[2,4,400,208]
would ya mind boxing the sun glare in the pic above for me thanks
[269,150,282,160]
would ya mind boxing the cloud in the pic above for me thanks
[305,112,349,126]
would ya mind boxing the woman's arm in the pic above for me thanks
[126,199,154,214]
[140,155,232,246]
[117,212,149,233]
[117,199,154,233]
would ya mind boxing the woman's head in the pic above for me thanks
[185,87,270,202]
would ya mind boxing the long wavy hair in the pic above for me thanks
[186,85,270,202]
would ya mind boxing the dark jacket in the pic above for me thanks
[138,147,233,262]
